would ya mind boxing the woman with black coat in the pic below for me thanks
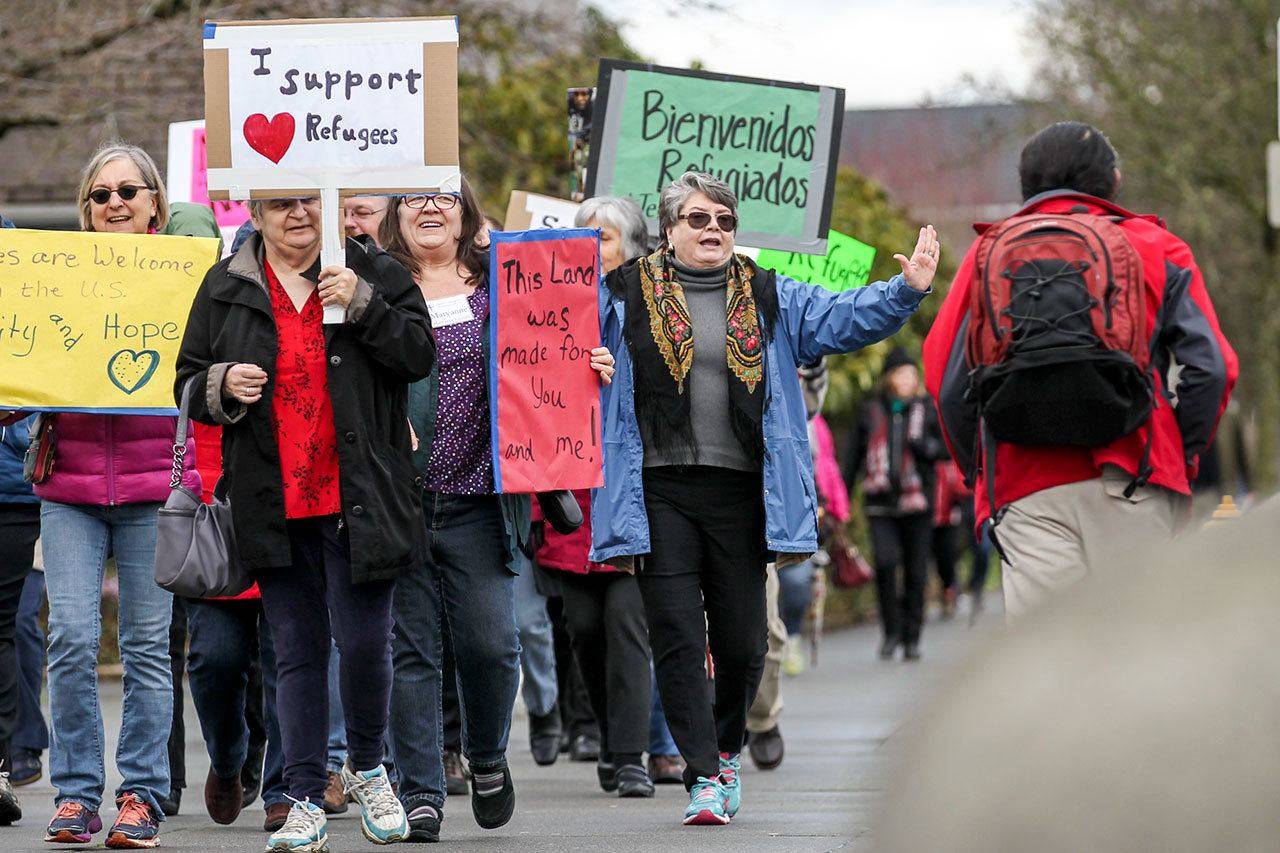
[175,195,434,852]
[846,347,948,662]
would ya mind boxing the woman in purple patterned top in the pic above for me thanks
[377,178,614,840]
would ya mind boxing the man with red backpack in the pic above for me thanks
[923,122,1238,618]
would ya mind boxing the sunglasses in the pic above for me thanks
[679,211,738,232]
[87,185,151,205]
[404,193,460,211]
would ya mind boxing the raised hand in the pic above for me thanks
[894,225,940,292]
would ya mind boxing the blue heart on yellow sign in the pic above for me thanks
[107,349,160,395]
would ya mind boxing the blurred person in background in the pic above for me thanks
[846,347,947,662]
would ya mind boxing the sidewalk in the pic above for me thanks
[3,598,999,851]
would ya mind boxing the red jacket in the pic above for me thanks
[923,191,1238,526]
[533,490,617,575]
[193,421,260,601]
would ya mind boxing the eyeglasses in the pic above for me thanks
[679,211,738,232]
[87,185,152,205]
[404,193,459,211]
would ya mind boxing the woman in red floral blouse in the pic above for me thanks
[176,194,434,851]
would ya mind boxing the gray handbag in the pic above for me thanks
[154,379,251,598]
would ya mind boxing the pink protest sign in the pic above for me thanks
[190,126,251,230]
[488,228,604,493]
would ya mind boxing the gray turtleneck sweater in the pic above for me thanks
[642,257,758,472]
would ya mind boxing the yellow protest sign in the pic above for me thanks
[0,229,219,413]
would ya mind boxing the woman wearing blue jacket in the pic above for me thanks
[590,172,939,826]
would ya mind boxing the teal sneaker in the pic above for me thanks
[265,799,328,852]
[718,753,741,818]
[682,776,729,826]
[340,763,408,844]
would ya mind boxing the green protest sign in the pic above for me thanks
[587,60,844,254]
[755,230,877,292]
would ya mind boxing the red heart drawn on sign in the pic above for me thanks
[243,113,295,164]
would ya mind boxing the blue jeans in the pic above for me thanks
[514,552,557,718]
[648,668,678,757]
[777,560,814,637]
[14,569,49,754]
[41,500,172,815]
[390,493,519,810]
[186,598,287,806]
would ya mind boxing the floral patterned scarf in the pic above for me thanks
[623,247,771,463]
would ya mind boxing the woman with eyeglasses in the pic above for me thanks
[5,143,202,848]
[175,191,434,853]
[592,171,939,826]
[377,180,615,842]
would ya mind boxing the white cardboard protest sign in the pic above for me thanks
[504,191,582,230]
[202,16,460,320]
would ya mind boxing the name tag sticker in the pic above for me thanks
[427,294,474,328]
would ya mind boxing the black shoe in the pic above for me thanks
[407,803,442,842]
[160,787,181,817]
[0,772,21,826]
[535,490,583,534]
[879,638,899,660]
[569,734,600,762]
[470,760,514,830]
[528,710,562,767]
[10,749,41,787]
[903,643,921,661]
[747,725,785,770]
[444,749,470,797]
[596,760,617,793]
[240,748,264,809]
[615,764,654,798]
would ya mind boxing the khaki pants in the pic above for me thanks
[999,467,1182,620]
[746,564,787,733]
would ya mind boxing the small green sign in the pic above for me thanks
[755,230,877,292]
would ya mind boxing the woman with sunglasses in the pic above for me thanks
[175,192,434,853]
[17,144,200,848]
[592,171,939,826]
[377,181,614,842]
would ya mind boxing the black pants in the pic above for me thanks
[548,595,597,741]
[638,466,768,788]
[932,524,959,593]
[869,514,932,646]
[0,503,39,767]
[166,597,187,792]
[256,516,395,801]
[558,571,651,764]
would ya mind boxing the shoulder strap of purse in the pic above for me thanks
[170,379,196,491]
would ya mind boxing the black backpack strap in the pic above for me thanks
[979,418,1011,565]
[1124,287,1169,499]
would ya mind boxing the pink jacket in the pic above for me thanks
[810,415,850,523]
[35,413,198,506]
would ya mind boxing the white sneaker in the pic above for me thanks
[341,762,409,844]
[265,798,328,852]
